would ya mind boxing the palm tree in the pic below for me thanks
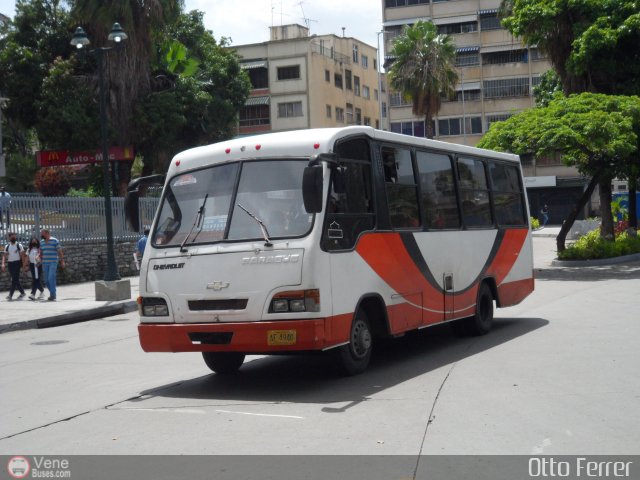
[387,20,458,139]
[70,0,181,191]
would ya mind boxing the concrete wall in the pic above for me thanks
[1,240,139,292]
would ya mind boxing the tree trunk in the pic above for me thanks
[556,171,602,252]
[629,176,637,229]
[599,176,615,239]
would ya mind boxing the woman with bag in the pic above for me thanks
[26,237,45,300]
[2,231,26,300]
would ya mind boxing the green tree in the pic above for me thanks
[387,20,458,139]
[533,70,562,107]
[479,93,640,251]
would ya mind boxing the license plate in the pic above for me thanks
[267,329,297,346]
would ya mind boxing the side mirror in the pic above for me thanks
[302,165,323,213]
[125,174,165,232]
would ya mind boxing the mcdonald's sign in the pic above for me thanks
[36,146,135,167]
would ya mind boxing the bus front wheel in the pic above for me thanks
[202,352,245,374]
[334,309,373,375]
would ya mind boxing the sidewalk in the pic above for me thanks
[0,277,139,334]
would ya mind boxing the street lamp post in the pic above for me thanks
[376,30,384,131]
[71,24,127,282]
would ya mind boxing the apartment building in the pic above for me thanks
[383,0,593,222]
[233,24,385,136]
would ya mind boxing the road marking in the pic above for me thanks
[215,409,303,419]
[115,407,206,414]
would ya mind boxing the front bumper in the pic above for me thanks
[138,315,352,353]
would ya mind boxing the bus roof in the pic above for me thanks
[169,127,520,175]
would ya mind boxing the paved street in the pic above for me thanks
[0,236,639,455]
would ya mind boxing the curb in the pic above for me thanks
[0,300,138,334]
[551,252,640,267]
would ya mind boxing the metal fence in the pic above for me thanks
[0,196,160,244]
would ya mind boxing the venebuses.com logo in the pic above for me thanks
[6,456,71,478]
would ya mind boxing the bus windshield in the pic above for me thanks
[152,159,313,247]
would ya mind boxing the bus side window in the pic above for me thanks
[322,138,375,251]
[457,157,493,228]
[489,162,526,226]
[416,151,460,229]
[381,146,420,229]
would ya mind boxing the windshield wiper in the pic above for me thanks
[236,203,273,247]
[180,194,208,252]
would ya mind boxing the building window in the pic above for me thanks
[483,49,528,65]
[389,91,410,107]
[374,58,377,70]
[352,44,359,63]
[438,117,482,136]
[334,73,343,89]
[354,76,361,96]
[239,105,270,127]
[382,102,387,118]
[247,67,269,89]
[277,65,300,80]
[385,0,428,6]
[483,77,530,99]
[480,14,502,31]
[325,69,330,82]
[374,89,379,101]
[485,113,513,130]
[446,89,481,102]
[345,70,352,90]
[277,101,303,118]
[356,108,362,125]
[326,104,332,119]
[390,121,425,137]
[456,52,480,67]
[364,116,371,126]
[530,48,547,61]
[363,85,370,99]
[438,21,478,35]
[346,103,354,124]
[336,107,345,123]
[362,54,369,68]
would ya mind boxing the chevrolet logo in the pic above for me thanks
[207,281,230,291]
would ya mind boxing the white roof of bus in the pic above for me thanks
[169,127,519,175]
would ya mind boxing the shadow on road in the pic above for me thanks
[135,317,548,410]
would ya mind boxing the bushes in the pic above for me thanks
[530,217,540,230]
[34,166,74,196]
[558,227,640,260]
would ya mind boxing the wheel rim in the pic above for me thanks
[351,318,372,359]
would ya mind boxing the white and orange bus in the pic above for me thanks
[125,127,534,375]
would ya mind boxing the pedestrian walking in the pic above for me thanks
[0,185,11,230]
[540,204,550,227]
[134,228,149,270]
[40,229,65,301]
[2,232,26,300]
[26,237,45,300]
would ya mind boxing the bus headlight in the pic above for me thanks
[269,289,320,313]
[139,297,169,316]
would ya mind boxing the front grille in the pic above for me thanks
[188,299,248,311]
[188,332,233,345]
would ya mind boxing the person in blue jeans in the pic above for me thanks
[40,229,65,301]
[540,204,550,227]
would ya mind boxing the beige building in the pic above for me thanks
[233,24,385,136]
[383,0,592,222]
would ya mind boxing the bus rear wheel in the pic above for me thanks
[334,309,373,376]
[454,282,494,336]
[202,352,245,374]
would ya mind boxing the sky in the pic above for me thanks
[0,0,384,48]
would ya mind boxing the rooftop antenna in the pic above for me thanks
[342,27,346,37]
[298,1,317,31]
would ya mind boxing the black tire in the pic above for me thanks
[202,352,245,374]
[334,309,373,375]
[453,282,494,336]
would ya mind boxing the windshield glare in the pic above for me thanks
[152,160,313,247]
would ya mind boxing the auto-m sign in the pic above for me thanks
[36,146,134,167]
